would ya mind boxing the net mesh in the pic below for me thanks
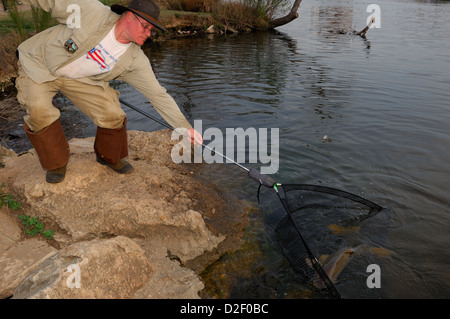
[272,184,383,298]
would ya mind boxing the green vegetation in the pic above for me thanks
[98,0,129,7]
[0,183,21,210]
[0,0,56,37]
[1,183,54,240]
[18,215,55,240]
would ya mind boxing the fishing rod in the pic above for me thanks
[119,98,276,188]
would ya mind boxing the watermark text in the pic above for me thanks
[171,120,279,174]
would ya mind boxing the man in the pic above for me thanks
[15,0,202,183]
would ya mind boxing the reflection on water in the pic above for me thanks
[117,0,450,298]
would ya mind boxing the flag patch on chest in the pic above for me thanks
[87,48,110,71]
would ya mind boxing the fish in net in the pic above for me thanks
[267,184,384,298]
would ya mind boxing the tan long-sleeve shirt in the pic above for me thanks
[18,0,192,130]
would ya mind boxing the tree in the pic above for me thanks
[269,0,302,29]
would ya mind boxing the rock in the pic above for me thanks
[5,131,225,261]
[206,25,216,34]
[0,130,249,298]
[12,236,151,299]
[0,208,21,251]
[0,236,57,298]
[132,238,204,299]
[1,206,59,298]
[0,145,16,159]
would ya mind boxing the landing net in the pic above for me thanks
[272,184,383,298]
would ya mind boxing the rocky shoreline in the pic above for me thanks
[0,6,255,299]
[0,130,251,298]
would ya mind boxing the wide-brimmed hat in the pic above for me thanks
[111,0,167,32]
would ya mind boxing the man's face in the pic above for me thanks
[130,13,154,46]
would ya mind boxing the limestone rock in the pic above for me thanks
[6,131,225,262]
[0,130,249,298]
[206,25,216,34]
[132,238,204,299]
[1,207,58,298]
[13,236,151,299]
[0,234,57,298]
[0,208,21,251]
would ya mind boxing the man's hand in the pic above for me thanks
[186,128,203,146]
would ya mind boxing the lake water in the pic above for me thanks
[118,0,450,298]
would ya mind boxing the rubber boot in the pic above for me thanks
[94,118,133,174]
[24,120,69,183]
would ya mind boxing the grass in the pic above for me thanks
[0,1,56,37]
[160,9,213,18]
[0,12,41,35]
[0,0,128,35]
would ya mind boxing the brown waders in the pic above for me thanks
[94,118,134,174]
[24,119,70,183]
[25,118,133,183]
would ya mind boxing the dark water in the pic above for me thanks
[118,0,450,298]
